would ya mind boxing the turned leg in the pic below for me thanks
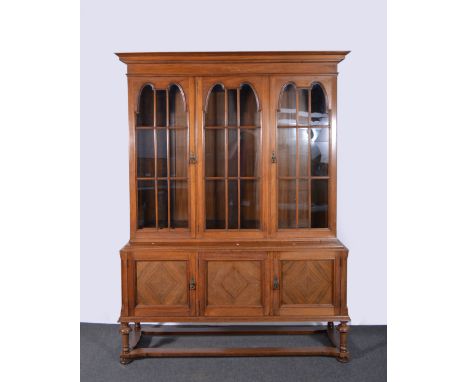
[119,322,132,365]
[337,321,349,363]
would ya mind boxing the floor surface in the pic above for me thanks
[81,323,386,382]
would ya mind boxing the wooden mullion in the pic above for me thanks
[307,88,312,228]
[159,125,186,129]
[295,89,299,228]
[137,177,188,180]
[153,129,159,229]
[237,87,241,230]
[310,176,330,180]
[153,88,159,228]
[237,125,258,129]
[224,88,228,230]
[166,90,171,229]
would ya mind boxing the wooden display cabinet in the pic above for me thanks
[117,51,350,364]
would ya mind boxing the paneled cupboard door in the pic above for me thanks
[196,77,269,238]
[198,252,270,317]
[269,76,337,238]
[272,251,340,316]
[128,251,197,317]
[129,78,196,240]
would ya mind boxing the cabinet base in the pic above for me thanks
[119,321,350,364]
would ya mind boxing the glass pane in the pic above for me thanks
[156,90,167,126]
[278,180,295,228]
[169,129,187,177]
[298,89,309,125]
[240,128,259,177]
[206,84,225,126]
[137,180,155,228]
[228,180,238,229]
[298,180,309,228]
[311,179,328,228]
[170,180,188,228]
[278,84,296,126]
[169,85,186,127]
[228,129,238,177]
[240,180,259,229]
[137,85,154,127]
[205,129,225,177]
[228,89,237,126]
[298,128,309,177]
[311,83,328,126]
[240,84,259,126]
[311,127,329,176]
[157,180,168,228]
[205,180,225,229]
[277,128,296,177]
[136,130,155,177]
[156,129,167,178]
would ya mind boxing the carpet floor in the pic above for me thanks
[81,323,386,382]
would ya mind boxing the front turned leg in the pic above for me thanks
[337,321,350,363]
[119,322,132,365]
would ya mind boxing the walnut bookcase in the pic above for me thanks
[116,51,350,364]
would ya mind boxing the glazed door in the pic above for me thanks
[130,77,196,240]
[269,76,337,238]
[196,76,269,238]
[129,251,197,317]
[273,251,340,316]
[198,252,270,317]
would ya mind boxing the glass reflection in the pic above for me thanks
[310,128,329,176]
[137,130,155,177]
[206,85,225,126]
[137,85,154,127]
[205,180,225,229]
[311,84,328,126]
[137,180,156,228]
[278,84,296,126]
[205,129,225,177]
[311,179,328,228]
[170,180,188,228]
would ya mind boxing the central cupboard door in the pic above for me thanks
[198,252,270,316]
[196,77,269,238]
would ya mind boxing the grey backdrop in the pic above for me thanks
[81,0,386,324]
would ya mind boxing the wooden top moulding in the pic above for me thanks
[115,51,351,76]
[115,51,350,63]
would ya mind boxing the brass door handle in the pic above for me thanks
[189,276,196,290]
[273,275,279,290]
